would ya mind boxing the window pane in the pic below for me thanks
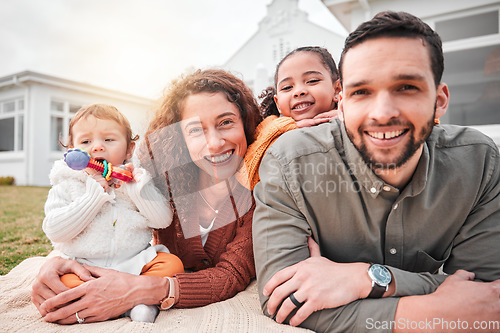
[17,114,24,151]
[436,11,499,42]
[0,118,15,151]
[51,101,64,112]
[50,116,64,151]
[442,45,500,125]
[18,99,24,110]
[70,104,80,114]
[4,101,15,113]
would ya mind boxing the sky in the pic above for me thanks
[0,0,347,99]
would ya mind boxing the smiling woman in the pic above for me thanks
[142,69,262,238]
[137,68,263,307]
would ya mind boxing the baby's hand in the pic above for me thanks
[124,163,143,183]
[296,110,339,128]
[86,168,110,190]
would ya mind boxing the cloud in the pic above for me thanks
[0,0,344,98]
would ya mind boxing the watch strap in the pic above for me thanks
[367,281,386,298]
[159,277,176,310]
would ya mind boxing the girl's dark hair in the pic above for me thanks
[260,46,339,118]
[137,69,262,211]
[339,11,443,87]
[258,86,279,118]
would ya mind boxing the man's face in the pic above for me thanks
[339,37,448,170]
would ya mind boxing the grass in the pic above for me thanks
[0,185,52,275]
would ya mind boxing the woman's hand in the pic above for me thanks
[263,237,371,327]
[39,265,167,324]
[31,256,95,316]
[295,110,339,128]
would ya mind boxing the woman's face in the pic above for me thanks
[180,92,248,182]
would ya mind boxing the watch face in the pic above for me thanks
[368,264,391,286]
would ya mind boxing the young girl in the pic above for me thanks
[245,46,341,189]
[42,104,183,323]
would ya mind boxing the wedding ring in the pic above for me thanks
[289,292,304,308]
[76,311,85,324]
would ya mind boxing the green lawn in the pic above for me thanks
[0,186,52,275]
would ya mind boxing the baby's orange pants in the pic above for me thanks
[61,252,184,288]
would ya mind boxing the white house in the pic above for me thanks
[224,0,346,96]
[0,71,154,186]
[322,0,500,136]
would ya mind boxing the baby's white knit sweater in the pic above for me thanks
[43,160,172,274]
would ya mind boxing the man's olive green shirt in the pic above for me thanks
[253,119,500,332]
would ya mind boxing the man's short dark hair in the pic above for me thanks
[339,11,444,87]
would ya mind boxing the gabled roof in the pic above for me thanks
[225,1,346,66]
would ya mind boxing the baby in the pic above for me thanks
[43,103,183,323]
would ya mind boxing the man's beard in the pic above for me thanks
[347,106,436,171]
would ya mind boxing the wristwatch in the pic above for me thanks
[367,263,392,298]
[160,277,176,310]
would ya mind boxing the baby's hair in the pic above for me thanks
[64,103,139,148]
[260,46,339,118]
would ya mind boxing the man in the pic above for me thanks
[253,11,500,333]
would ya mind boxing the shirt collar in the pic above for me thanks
[403,141,429,198]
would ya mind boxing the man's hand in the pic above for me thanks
[31,257,94,316]
[263,237,371,327]
[395,270,500,333]
[295,110,338,128]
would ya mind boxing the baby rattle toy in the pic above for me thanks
[64,148,133,182]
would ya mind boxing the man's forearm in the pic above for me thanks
[394,271,500,333]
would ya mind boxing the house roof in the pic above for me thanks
[322,0,361,31]
[0,70,152,105]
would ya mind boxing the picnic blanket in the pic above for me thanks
[0,256,311,333]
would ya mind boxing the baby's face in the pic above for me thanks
[71,115,133,166]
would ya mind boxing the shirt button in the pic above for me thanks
[383,186,391,192]
[370,187,377,194]
[390,248,397,255]
[202,259,210,266]
[393,204,399,210]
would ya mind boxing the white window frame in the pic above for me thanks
[0,97,25,152]
[427,5,500,53]
[425,4,500,129]
[49,100,81,152]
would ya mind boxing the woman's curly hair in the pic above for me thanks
[137,69,262,210]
